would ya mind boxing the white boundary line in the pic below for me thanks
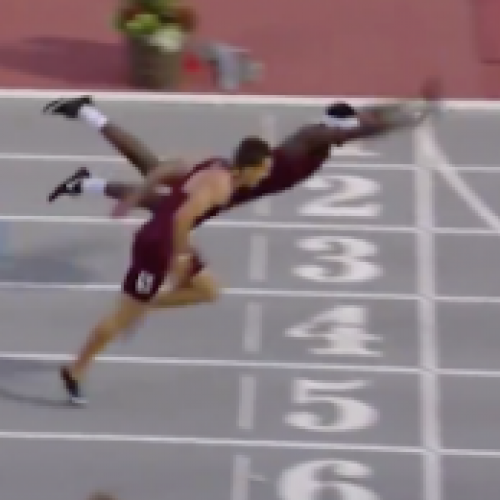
[444,449,500,458]
[0,215,422,233]
[440,368,500,378]
[0,281,418,300]
[1,153,500,174]
[0,351,420,373]
[0,279,498,303]
[414,122,442,500]
[0,153,127,163]
[5,213,500,235]
[0,428,499,457]
[0,430,421,452]
[4,350,500,377]
[2,152,500,174]
[0,280,499,303]
[0,88,500,111]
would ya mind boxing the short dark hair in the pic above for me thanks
[325,101,357,118]
[233,136,271,168]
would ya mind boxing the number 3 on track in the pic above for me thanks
[294,236,382,283]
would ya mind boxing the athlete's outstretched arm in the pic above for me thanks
[315,77,442,147]
[310,115,405,149]
[357,99,436,131]
[360,77,441,128]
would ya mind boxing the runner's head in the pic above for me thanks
[232,136,272,187]
[320,102,360,129]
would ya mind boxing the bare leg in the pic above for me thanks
[59,291,149,404]
[104,181,164,211]
[105,181,136,200]
[99,123,159,176]
[44,96,161,176]
[59,259,217,404]
[69,293,147,380]
[150,271,219,309]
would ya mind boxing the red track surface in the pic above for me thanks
[1,0,499,98]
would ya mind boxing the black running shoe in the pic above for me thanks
[48,167,90,202]
[42,95,94,119]
[60,366,87,406]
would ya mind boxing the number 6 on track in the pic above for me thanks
[278,459,380,500]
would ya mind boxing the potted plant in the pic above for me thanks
[114,0,197,89]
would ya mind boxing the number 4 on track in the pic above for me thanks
[285,306,382,357]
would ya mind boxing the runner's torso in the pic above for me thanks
[144,157,230,237]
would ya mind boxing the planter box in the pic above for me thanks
[126,36,183,90]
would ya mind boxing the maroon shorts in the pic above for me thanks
[122,226,172,302]
[122,228,207,302]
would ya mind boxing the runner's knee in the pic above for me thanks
[191,270,220,302]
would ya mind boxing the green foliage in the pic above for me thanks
[114,0,182,37]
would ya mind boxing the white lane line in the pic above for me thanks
[242,302,263,353]
[231,455,252,500]
[3,152,499,172]
[4,280,500,303]
[414,121,442,500]
[0,428,499,457]
[0,351,420,373]
[248,234,268,282]
[0,430,423,452]
[3,351,500,378]
[0,214,419,232]
[0,281,418,300]
[237,375,257,430]
[2,213,500,235]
